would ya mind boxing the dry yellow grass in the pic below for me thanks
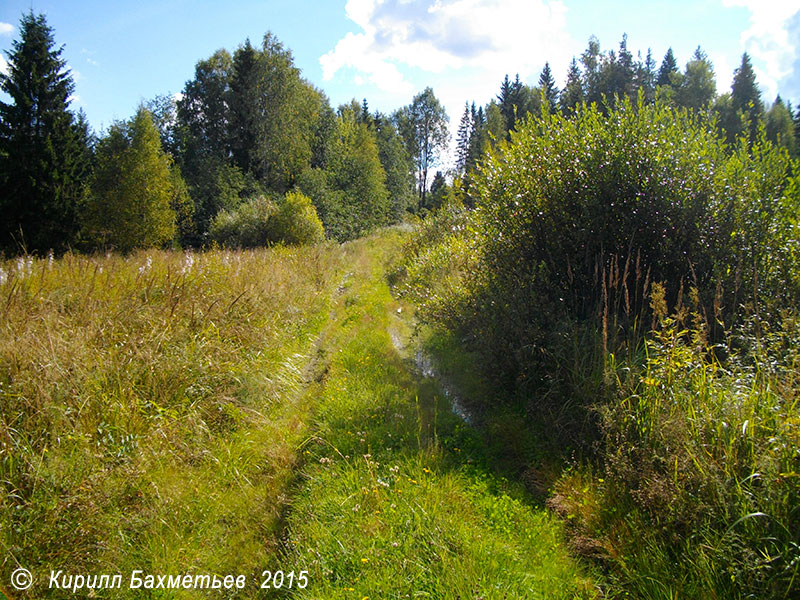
[0,244,347,598]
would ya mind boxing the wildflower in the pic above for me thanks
[0,267,6,285]
[138,256,152,275]
[181,252,194,274]
[360,558,368,563]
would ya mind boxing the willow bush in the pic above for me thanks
[400,97,800,598]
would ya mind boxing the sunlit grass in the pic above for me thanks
[282,233,599,598]
[0,244,347,598]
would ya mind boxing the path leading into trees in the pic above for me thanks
[273,230,601,599]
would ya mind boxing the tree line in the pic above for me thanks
[454,35,799,182]
[3,14,798,256]
[0,12,451,255]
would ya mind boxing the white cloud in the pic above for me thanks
[323,0,574,166]
[0,22,13,36]
[322,0,573,97]
[722,0,799,100]
[0,54,8,77]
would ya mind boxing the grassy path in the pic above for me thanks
[276,231,600,599]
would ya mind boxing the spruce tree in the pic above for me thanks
[456,102,473,174]
[0,12,91,253]
[731,53,764,144]
[580,36,601,105]
[538,62,559,112]
[656,48,678,87]
[634,49,657,104]
[560,58,583,114]
[466,103,485,174]
[497,74,515,132]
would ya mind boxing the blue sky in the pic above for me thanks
[2,0,799,150]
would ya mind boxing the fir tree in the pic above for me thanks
[731,52,764,143]
[634,48,657,103]
[580,36,601,105]
[656,47,678,87]
[456,102,473,174]
[560,58,584,114]
[538,62,559,113]
[0,12,92,253]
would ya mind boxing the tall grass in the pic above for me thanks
[0,244,345,598]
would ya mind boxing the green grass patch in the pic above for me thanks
[282,232,599,598]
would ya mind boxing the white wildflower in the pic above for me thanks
[138,256,152,275]
[181,252,194,274]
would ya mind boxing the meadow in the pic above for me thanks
[0,231,600,599]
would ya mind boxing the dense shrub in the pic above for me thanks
[428,98,799,389]
[209,192,325,248]
[208,195,277,248]
[400,98,800,598]
[267,190,325,245]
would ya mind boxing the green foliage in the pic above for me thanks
[465,99,797,353]
[209,191,324,248]
[374,112,416,220]
[0,11,92,253]
[268,190,325,245]
[84,107,178,252]
[549,308,800,598]
[395,88,449,209]
[174,36,334,240]
[766,96,797,156]
[401,97,800,599]
[208,195,278,248]
[299,110,390,241]
[228,34,326,194]
[169,164,196,246]
[656,47,679,88]
[731,53,764,144]
[539,63,559,113]
[560,58,584,114]
[426,171,448,212]
[675,47,716,112]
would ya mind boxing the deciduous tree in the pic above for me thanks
[395,88,449,209]
[84,108,178,251]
